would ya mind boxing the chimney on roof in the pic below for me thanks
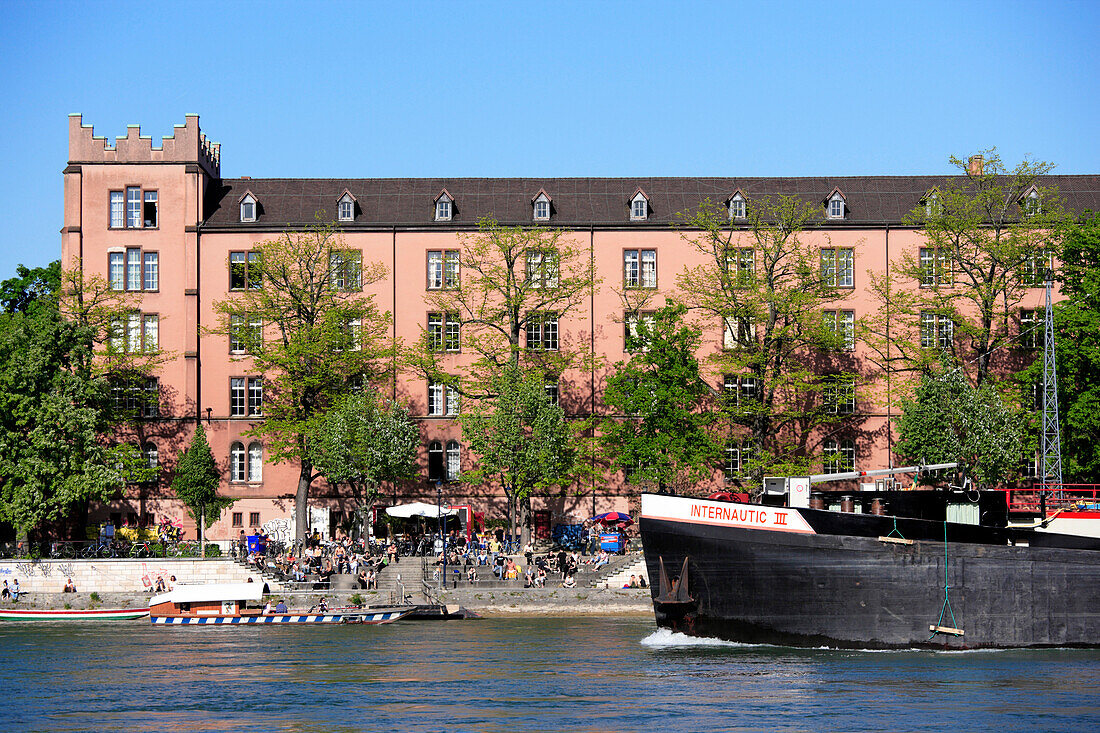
[967,155,983,177]
[241,176,251,180]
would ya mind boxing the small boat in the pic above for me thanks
[149,582,413,625]
[0,607,149,621]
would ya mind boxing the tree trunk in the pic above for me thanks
[295,459,312,542]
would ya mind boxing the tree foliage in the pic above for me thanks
[895,359,1025,489]
[170,424,229,525]
[1,261,61,315]
[600,304,720,493]
[306,390,420,517]
[210,219,393,539]
[673,195,847,485]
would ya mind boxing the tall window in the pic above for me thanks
[229,314,262,354]
[230,442,263,483]
[110,313,158,353]
[920,311,954,350]
[112,377,158,418]
[724,440,754,480]
[526,313,559,350]
[723,316,755,349]
[729,195,746,220]
[143,252,158,290]
[545,380,559,405]
[428,312,460,352]
[827,195,845,219]
[1020,253,1052,285]
[435,197,452,222]
[823,438,856,473]
[230,442,246,482]
[726,248,754,287]
[110,187,157,229]
[230,251,262,290]
[338,194,354,222]
[1020,309,1041,350]
[427,250,460,289]
[820,248,855,287]
[525,250,559,289]
[723,375,758,407]
[428,380,459,417]
[446,440,461,481]
[240,194,257,223]
[143,442,158,472]
[631,196,648,220]
[823,310,855,350]
[919,247,952,286]
[329,250,362,291]
[624,249,657,288]
[248,443,263,482]
[822,374,856,415]
[109,248,158,292]
[230,377,263,417]
[624,311,656,352]
[428,441,445,482]
[533,194,551,221]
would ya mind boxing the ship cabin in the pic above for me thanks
[149,582,269,620]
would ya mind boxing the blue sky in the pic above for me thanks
[1,0,1097,277]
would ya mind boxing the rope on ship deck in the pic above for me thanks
[886,517,905,540]
[928,520,963,640]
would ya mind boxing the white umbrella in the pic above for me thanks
[385,501,458,518]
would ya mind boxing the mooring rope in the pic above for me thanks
[886,517,905,540]
[928,520,959,640]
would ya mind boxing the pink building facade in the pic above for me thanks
[60,116,1100,541]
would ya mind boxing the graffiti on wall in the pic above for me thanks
[261,518,293,542]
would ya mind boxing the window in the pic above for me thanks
[428,380,459,417]
[624,311,656,352]
[338,193,355,222]
[729,194,746,220]
[823,438,855,473]
[231,443,262,483]
[342,317,362,351]
[827,194,845,220]
[726,248,754,287]
[428,312,460,352]
[723,316,755,349]
[724,440,754,480]
[110,312,158,353]
[822,374,856,415]
[624,249,657,288]
[435,193,453,222]
[1020,450,1040,479]
[250,512,261,527]
[526,313,559,351]
[919,248,952,286]
[329,250,362,291]
[229,314,262,354]
[723,375,758,408]
[231,443,246,482]
[924,192,941,217]
[823,310,855,350]
[232,512,243,528]
[545,380,559,405]
[1020,309,1042,350]
[109,187,157,229]
[143,442,158,472]
[240,194,257,222]
[920,311,954,350]
[230,251,261,290]
[230,377,263,417]
[427,250,460,289]
[820,248,854,288]
[1020,253,1051,285]
[533,194,551,221]
[525,250,559,289]
[248,443,263,482]
[112,377,158,418]
[630,193,648,221]
[446,440,461,481]
[1022,189,1040,217]
[109,248,158,291]
[428,440,444,482]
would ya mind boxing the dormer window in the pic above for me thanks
[337,191,356,222]
[239,192,257,223]
[1022,187,1040,217]
[630,190,649,221]
[923,190,941,217]
[826,189,846,220]
[728,191,746,220]
[434,190,454,222]
[532,191,551,222]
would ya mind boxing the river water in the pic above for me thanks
[2,616,1098,732]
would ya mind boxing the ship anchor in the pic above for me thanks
[655,556,697,632]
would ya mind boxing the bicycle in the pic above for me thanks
[167,540,199,557]
[49,541,78,559]
[129,540,156,558]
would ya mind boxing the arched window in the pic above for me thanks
[428,441,444,483]
[446,440,461,481]
[230,441,246,482]
[143,442,158,471]
[248,442,263,482]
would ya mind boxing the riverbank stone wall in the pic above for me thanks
[0,558,261,594]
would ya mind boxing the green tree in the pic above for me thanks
[0,261,61,315]
[210,219,393,540]
[306,390,420,534]
[895,359,1025,489]
[600,304,720,494]
[170,424,229,535]
[673,195,848,486]
[460,366,575,542]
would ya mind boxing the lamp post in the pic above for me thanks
[437,480,446,591]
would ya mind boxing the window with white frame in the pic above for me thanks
[110,312,158,354]
[624,249,657,288]
[823,310,855,350]
[533,194,551,221]
[248,442,263,482]
[822,374,856,415]
[427,312,460,352]
[338,193,355,222]
[545,380,559,405]
[230,442,262,482]
[446,440,461,480]
[919,247,952,286]
[110,187,157,229]
[724,440,754,480]
[229,313,262,354]
[230,377,263,417]
[1020,252,1052,285]
[820,248,855,288]
[920,311,954,350]
[427,250,460,289]
[624,311,656,352]
[526,313,559,351]
[428,380,460,417]
[230,251,262,290]
[924,192,941,217]
[435,196,453,222]
[1020,309,1041,350]
[827,194,845,219]
[723,316,755,349]
[240,194,257,222]
[630,194,648,221]
[728,194,746,220]
[111,377,158,418]
[1023,189,1040,217]
[726,248,754,287]
[823,438,855,473]
[143,442,158,472]
[109,248,158,291]
[723,375,758,407]
[329,250,362,291]
[525,250,559,289]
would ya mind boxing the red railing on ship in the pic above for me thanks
[1000,484,1100,513]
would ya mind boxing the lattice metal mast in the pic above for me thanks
[1040,272,1063,497]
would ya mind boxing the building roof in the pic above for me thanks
[150,582,265,607]
[201,175,1100,229]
